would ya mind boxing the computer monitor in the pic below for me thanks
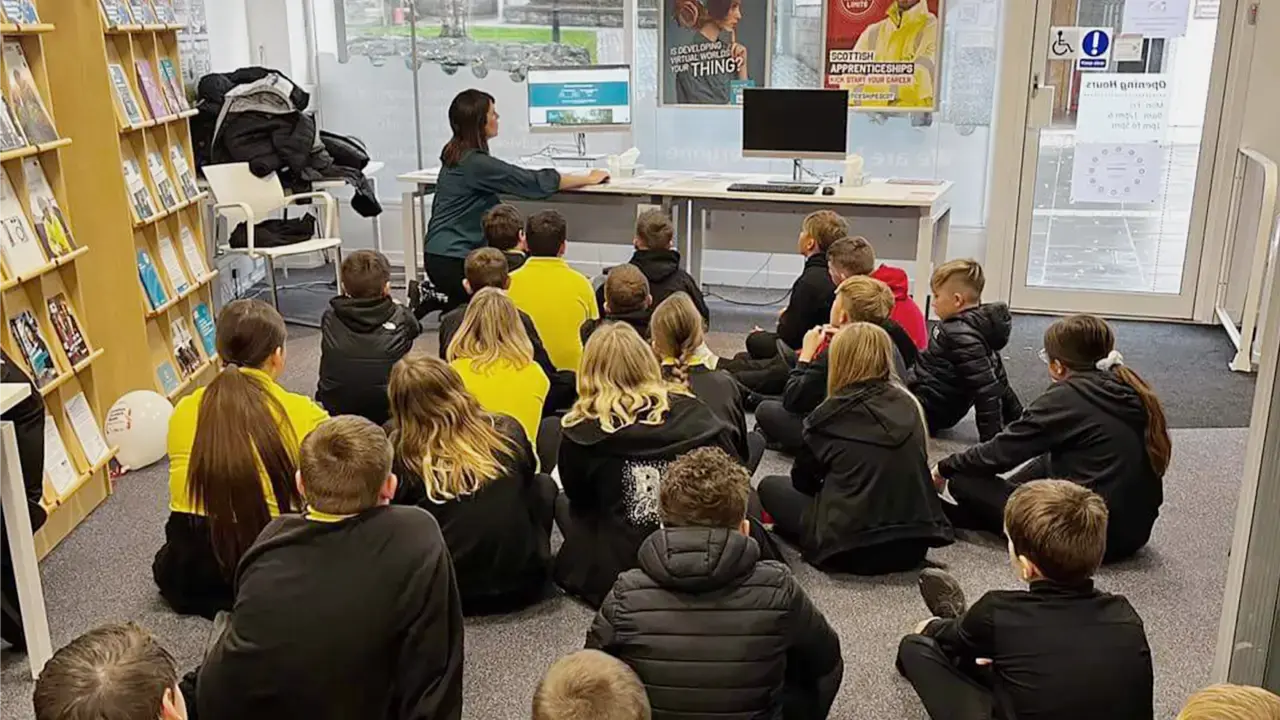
[527,65,632,132]
[741,88,849,161]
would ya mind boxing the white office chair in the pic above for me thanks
[203,163,342,325]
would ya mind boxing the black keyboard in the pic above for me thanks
[725,182,818,195]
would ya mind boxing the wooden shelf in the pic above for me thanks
[71,347,105,374]
[143,269,217,319]
[0,136,73,162]
[0,22,55,34]
[51,446,119,507]
[118,108,197,134]
[133,190,209,228]
[36,370,74,398]
[165,358,213,400]
[1,245,90,292]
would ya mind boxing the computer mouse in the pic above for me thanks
[821,186,835,196]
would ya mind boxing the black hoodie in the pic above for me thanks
[553,394,738,607]
[597,249,710,324]
[939,370,1164,560]
[910,303,1022,441]
[317,296,420,425]
[580,307,653,344]
[588,527,843,720]
[792,380,953,567]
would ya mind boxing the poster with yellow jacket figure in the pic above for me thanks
[823,0,941,111]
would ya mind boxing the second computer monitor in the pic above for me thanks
[741,88,849,161]
[527,65,632,131]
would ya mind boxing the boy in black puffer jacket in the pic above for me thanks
[316,251,419,425]
[588,447,843,720]
[598,209,709,325]
[910,259,1022,442]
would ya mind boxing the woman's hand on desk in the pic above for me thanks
[560,169,611,190]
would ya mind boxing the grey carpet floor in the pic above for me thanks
[0,322,1247,719]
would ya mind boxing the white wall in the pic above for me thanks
[206,0,250,72]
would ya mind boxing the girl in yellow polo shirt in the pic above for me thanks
[447,288,550,460]
[152,299,328,618]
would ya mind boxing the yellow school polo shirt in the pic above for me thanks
[507,257,599,371]
[450,358,549,446]
[167,367,329,516]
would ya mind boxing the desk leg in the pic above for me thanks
[370,175,383,256]
[690,204,706,288]
[913,213,934,315]
[1,420,52,679]
[401,190,419,284]
[934,207,952,267]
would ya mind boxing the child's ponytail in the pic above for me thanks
[651,292,704,390]
[1113,364,1171,476]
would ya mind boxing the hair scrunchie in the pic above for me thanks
[1095,350,1124,371]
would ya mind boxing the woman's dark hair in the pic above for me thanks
[706,0,738,21]
[188,299,300,576]
[1043,314,1171,477]
[441,89,494,167]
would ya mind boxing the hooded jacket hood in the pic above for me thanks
[954,302,1013,352]
[637,527,759,593]
[630,248,682,283]
[805,380,918,449]
[870,264,911,301]
[329,296,399,334]
[562,394,728,453]
[1064,370,1148,426]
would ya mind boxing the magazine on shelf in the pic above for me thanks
[151,0,178,24]
[192,302,216,357]
[153,60,183,113]
[177,224,208,278]
[1,0,38,23]
[99,0,133,26]
[43,416,78,496]
[128,0,156,24]
[157,232,190,294]
[108,64,145,126]
[136,61,171,119]
[137,249,168,310]
[8,309,57,388]
[65,392,110,465]
[3,41,56,144]
[146,151,179,209]
[23,158,76,259]
[156,360,179,394]
[158,58,189,111]
[122,156,158,221]
[0,171,45,276]
[47,293,90,366]
[171,317,201,375]
[0,97,27,150]
[168,145,199,198]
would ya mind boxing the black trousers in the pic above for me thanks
[755,400,805,456]
[536,417,562,475]
[544,370,577,416]
[425,253,469,313]
[0,380,45,649]
[758,475,929,575]
[746,330,783,360]
[746,430,766,474]
[943,457,1050,535]
[897,634,999,720]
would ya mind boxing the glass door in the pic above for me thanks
[1008,0,1235,317]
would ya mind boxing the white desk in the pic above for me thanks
[1,381,53,678]
[397,169,952,312]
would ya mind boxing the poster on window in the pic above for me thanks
[822,0,943,112]
[661,0,772,107]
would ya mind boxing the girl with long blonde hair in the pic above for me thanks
[935,313,1169,562]
[447,287,550,454]
[554,322,740,607]
[388,353,557,614]
[758,323,952,574]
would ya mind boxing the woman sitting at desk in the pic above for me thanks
[424,89,610,312]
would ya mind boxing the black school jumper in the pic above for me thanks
[197,506,464,720]
[745,253,836,357]
[596,248,711,325]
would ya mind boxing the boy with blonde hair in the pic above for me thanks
[744,210,847,358]
[1178,684,1280,720]
[827,235,928,349]
[581,263,652,343]
[909,258,1021,441]
[898,479,1153,720]
[532,650,651,720]
[508,210,600,370]
[198,416,464,720]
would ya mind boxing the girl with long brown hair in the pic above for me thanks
[388,353,557,614]
[152,299,328,617]
[935,313,1170,561]
[757,323,952,573]
[554,322,740,607]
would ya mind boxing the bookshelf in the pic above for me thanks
[0,1,120,556]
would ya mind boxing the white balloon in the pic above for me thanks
[104,391,174,470]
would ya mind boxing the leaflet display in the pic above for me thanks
[527,66,632,130]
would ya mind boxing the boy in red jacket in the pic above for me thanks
[827,236,928,349]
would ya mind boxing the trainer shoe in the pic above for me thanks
[918,568,966,619]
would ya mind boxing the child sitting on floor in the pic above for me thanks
[484,203,528,271]
[198,416,464,720]
[532,650,651,720]
[827,235,928,350]
[757,323,953,574]
[389,353,556,615]
[597,209,709,325]
[898,479,1153,720]
[508,210,600,371]
[317,250,420,426]
[934,313,1169,562]
[581,263,652,343]
[35,623,186,720]
[553,322,739,608]
[588,447,843,719]
[910,258,1022,442]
